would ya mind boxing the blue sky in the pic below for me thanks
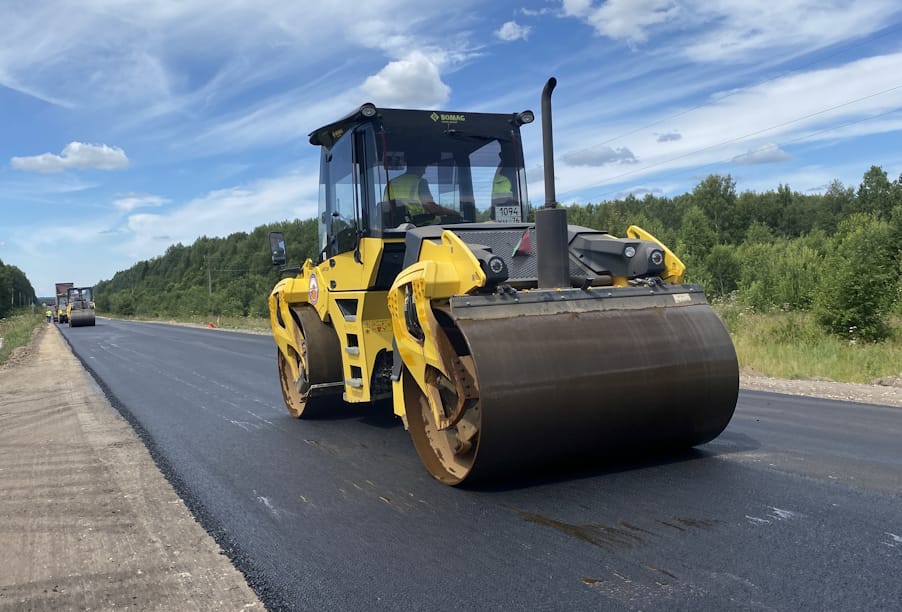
[2,0,901,297]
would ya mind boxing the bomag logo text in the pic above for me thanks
[430,113,466,123]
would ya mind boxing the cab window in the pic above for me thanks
[319,129,361,257]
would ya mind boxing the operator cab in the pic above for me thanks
[308,105,534,260]
[67,287,93,309]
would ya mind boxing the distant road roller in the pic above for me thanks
[268,78,738,485]
[55,282,74,324]
[67,287,96,327]
[56,297,68,324]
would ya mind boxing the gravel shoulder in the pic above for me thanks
[0,323,263,610]
[740,372,902,408]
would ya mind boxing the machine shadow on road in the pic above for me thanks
[460,430,762,493]
[293,396,400,430]
[280,397,762,491]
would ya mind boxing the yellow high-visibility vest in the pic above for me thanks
[385,173,426,216]
[492,174,512,201]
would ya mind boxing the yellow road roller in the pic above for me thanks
[67,287,96,327]
[56,297,68,324]
[55,282,74,323]
[268,78,738,485]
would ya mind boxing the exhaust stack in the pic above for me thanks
[535,77,570,289]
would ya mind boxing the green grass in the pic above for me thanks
[715,303,901,383]
[99,312,272,334]
[0,311,46,366]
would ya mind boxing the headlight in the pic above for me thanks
[480,254,509,284]
[650,250,664,266]
[623,245,636,258]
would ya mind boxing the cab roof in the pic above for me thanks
[308,105,529,149]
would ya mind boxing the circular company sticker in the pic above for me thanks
[308,274,319,305]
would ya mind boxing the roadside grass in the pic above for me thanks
[99,312,272,334]
[715,303,901,384]
[0,312,46,366]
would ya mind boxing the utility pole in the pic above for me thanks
[206,256,213,297]
[204,255,214,318]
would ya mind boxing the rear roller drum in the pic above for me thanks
[277,306,343,419]
[278,348,313,418]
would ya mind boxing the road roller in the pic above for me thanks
[55,282,74,324]
[268,78,738,485]
[67,287,96,327]
[56,297,68,324]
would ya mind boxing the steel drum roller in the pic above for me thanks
[406,291,739,484]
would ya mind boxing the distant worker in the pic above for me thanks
[384,165,459,225]
[45,308,52,322]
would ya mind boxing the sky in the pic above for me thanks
[2,0,901,297]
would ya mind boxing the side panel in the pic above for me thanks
[324,290,394,403]
[269,238,404,405]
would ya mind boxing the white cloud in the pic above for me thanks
[732,144,791,165]
[520,7,554,16]
[112,193,168,211]
[121,171,319,261]
[656,131,682,142]
[562,145,638,166]
[560,0,898,59]
[0,1,478,115]
[360,51,451,108]
[607,185,664,200]
[11,142,129,173]
[562,0,678,43]
[686,1,898,63]
[11,167,321,294]
[496,21,532,42]
[542,50,902,198]
[0,0,496,163]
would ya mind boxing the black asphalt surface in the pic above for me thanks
[60,319,902,611]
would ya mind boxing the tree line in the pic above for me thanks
[565,165,901,341]
[96,165,902,341]
[95,219,319,320]
[0,260,37,319]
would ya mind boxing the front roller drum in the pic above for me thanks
[69,310,95,327]
[405,299,739,485]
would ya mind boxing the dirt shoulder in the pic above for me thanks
[740,372,902,408]
[0,323,263,610]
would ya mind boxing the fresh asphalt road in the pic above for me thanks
[60,319,901,611]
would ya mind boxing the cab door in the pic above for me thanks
[320,129,362,258]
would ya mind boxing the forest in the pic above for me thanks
[0,260,36,319]
[95,165,902,342]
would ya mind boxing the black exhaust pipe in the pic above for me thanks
[536,77,570,288]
